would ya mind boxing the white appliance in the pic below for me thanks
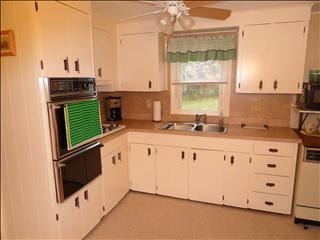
[294,145,320,228]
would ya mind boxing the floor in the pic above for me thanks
[87,191,320,239]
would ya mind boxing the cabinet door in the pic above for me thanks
[102,151,120,212]
[223,152,250,208]
[155,146,188,199]
[58,195,82,239]
[268,22,307,93]
[92,28,113,84]
[68,7,94,77]
[129,143,156,193]
[117,144,129,199]
[81,177,103,237]
[36,1,70,77]
[237,24,270,93]
[189,149,224,204]
[119,33,157,91]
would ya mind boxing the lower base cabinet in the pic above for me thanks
[103,144,129,213]
[189,149,224,204]
[58,176,103,239]
[155,146,189,199]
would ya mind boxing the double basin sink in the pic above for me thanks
[160,122,228,133]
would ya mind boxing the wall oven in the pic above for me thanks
[44,78,103,203]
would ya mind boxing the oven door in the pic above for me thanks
[53,141,102,203]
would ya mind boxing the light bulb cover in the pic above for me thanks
[178,14,195,31]
[156,12,172,31]
[162,22,174,35]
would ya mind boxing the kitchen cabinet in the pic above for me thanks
[102,144,129,213]
[189,149,224,204]
[237,21,308,94]
[223,152,250,208]
[118,32,166,91]
[36,1,94,77]
[155,146,188,199]
[128,143,156,193]
[58,176,103,239]
[92,27,114,85]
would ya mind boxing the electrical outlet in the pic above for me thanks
[146,99,152,109]
[250,101,262,112]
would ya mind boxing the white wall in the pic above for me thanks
[1,1,58,238]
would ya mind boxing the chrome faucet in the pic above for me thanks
[195,114,207,124]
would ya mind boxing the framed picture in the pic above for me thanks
[1,30,16,56]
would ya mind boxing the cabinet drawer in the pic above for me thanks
[254,142,296,157]
[249,192,291,214]
[251,174,290,195]
[252,155,291,176]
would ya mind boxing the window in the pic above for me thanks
[170,60,232,116]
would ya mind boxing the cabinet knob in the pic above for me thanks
[75,58,80,73]
[148,81,152,89]
[267,164,276,168]
[269,148,278,153]
[147,148,151,156]
[98,67,102,77]
[264,201,274,206]
[193,152,196,161]
[75,197,80,209]
[181,151,185,160]
[118,152,122,161]
[266,182,275,187]
[273,79,278,90]
[259,80,263,90]
[112,156,116,165]
[230,156,234,165]
[84,190,89,201]
[63,57,69,72]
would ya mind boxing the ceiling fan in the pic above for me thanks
[134,1,232,35]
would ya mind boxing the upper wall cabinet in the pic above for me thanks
[35,1,94,77]
[118,32,167,92]
[236,21,308,94]
[92,27,114,85]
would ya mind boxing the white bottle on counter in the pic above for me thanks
[153,101,162,122]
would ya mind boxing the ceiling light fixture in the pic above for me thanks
[156,1,195,35]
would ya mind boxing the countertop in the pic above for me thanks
[101,119,302,143]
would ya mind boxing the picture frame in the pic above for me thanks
[1,30,16,56]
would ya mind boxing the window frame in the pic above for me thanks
[170,60,232,116]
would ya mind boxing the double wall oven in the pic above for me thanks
[45,78,102,203]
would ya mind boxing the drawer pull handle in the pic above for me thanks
[118,152,121,161]
[230,156,234,165]
[181,151,185,160]
[269,148,278,153]
[148,148,151,156]
[267,164,277,168]
[75,197,80,209]
[266,182,275,187]
[193,152,196,161]
[265,201,274,206]
[112,156,116,165]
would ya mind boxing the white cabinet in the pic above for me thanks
[102,144,129,213]
[118,32,166,91]
[36,1,94,77]
[223,152,250,208]
[155,146,188,199]
[237,21,308,94]
[58,176,103,239]
[189,149,224,204]
[92,27,114,85]
[128,143,156,193]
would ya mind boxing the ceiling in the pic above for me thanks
[92,1,319,22]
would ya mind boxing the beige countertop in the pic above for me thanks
[101,119,301,143]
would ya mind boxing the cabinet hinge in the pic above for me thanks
[247,198,249,204]
[40,60,44,70]
[238,82,241,89]
[55,213,59,221]
[34,1,38,12]
[224,155,226,161]
[222,195,224,201]
[303,26,306,33]
[242,30,244,37]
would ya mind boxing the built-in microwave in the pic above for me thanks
[297,83,320,110]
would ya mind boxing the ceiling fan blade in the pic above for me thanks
[184,1,219,9]
[139,1,166,8]
[189,7,231,20]
[119,10,163,22]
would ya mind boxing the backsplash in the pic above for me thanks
[98,81,292,127]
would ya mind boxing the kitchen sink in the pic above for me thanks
[160,122,228,133]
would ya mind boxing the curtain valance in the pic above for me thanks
[167,34,236,63]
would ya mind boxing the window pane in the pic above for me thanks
[181,84,220,112]
[178,60,226,83]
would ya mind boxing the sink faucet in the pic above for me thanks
[195,114,207,124]
[218,112,224,127]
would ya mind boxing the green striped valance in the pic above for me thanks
[64,99,102,149]
[167,34,236,63]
